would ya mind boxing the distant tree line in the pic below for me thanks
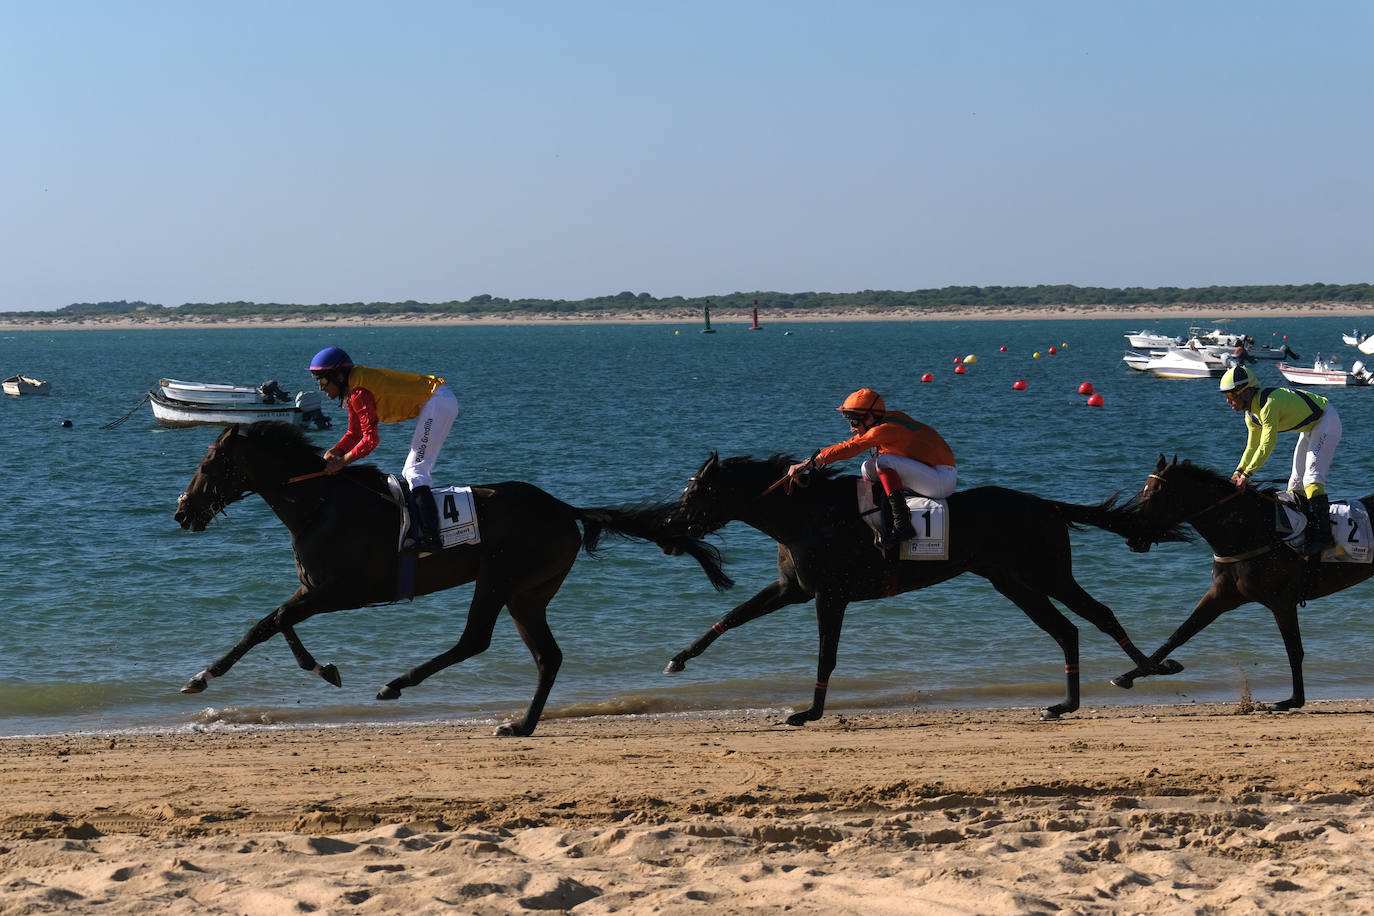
[5,283,1373,321]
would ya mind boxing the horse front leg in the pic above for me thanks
[786,593,849,727]
[1267,601,1306,710]
[180,588,332,694]
[1111,585,1242,689]
[664,579,809,674]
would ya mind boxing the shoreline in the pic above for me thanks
[4,701,1374,912]
[3,301,1374,330]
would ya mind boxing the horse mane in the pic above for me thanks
[718,453,844,484]
[240,420,386,483]
[1167,459,1235,491]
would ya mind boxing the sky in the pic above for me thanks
[2,1,1371,311]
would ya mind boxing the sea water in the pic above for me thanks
[1,315,1372,736]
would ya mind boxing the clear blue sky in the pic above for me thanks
[3,1,1370,310]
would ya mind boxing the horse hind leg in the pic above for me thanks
[1047,576,1184,679]
[497,587,566,737]
[986,574,1080,720]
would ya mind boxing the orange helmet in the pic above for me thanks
[837,388,886,417]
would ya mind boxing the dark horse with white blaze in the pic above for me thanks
[173,421,732,737]
[1113,455,1374,710]
[664,453,1184,724]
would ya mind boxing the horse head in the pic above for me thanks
[1125,454,1222,553]
[672,453,813,538]
[174,421,325,531]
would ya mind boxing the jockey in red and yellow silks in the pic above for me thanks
[310,346,461,555]
[785,388,957,548]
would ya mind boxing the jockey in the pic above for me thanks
[785,388,957,546]
[1220,365,1341,556]
[309,346,461,555]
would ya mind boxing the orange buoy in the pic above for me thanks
[954,365,967,374]
[1078,382,1094,395]
[1012,379,1027,390]
[921,372,934,383]
[1087,393,1104,407]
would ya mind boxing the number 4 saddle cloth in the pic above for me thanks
[856,480,949,561]
[386,477,483,553]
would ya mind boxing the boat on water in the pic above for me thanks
[1123,347,1228,379]
[149,378,333,428]
[1340,330,1374,355]
[2,375,51,396]
[1277,357,1373,388]
[1124,329,1184,349]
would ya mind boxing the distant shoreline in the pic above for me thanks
[2,301,1372,331]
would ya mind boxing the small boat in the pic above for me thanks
[1124,329,1183,349]
[149,378,332,428]
[2,375,51,396]
[1342,329,1370,348]
[1277,357,1373,388]
[1138,347,1227,379]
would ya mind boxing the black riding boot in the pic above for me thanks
[885,493,917,544]
[411,485,443,557]
[1301,493,1334,556]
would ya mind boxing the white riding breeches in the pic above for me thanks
[1288,405,1341,493]
[402,385,460,488]
[861,453,957,499]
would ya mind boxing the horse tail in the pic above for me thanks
[1047,493,1193,544]
[572,503,735,592]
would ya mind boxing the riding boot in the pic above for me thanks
[410,485,444,557]
[884,493,917,545]
[1300,493,1334,557]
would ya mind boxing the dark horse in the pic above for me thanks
[1113,454,1374,710]
[173,421,733,736]
[664,453,1183,724]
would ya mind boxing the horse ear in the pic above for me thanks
[1154,453,1166,471]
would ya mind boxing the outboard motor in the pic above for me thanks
[259,379,291,404]
[295,390,332,428]
[1352,360,1370,384]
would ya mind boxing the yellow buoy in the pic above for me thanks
[1033,352,1041,358]
[963,354,978,364]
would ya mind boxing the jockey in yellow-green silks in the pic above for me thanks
[1220,365,1342,556]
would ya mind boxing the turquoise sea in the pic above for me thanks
[2,315,1372,737]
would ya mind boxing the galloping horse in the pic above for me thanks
[1113,454,1374,710]
[173,421,732,736]
[664,453,1183,724]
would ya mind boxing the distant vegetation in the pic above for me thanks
[4,283,1373,321]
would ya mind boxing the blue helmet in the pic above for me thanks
[309,347,353,374]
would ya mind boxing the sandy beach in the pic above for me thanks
[4,701,1374,914]
[3,301,1374,330]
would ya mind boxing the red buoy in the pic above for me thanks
[1087,393,1104,407]
[921,372,934,383]
[954,365,967,374]
[1012,379,1027,390]
[953,356,963,364]
[999,346,1008,352]
[1047,346,1058,355]
[1078,382,1094,395]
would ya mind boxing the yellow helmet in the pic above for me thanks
[1219,366,1257,392]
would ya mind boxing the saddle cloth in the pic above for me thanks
[1275,492,1372,564]
[386,477,482,552]
[856,480,949,561]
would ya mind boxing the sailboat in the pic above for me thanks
[701,303,716,334]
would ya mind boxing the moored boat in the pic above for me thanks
[1124,329,1183,349]
[1142,348,1227,379]
[1277,358,1373,388]
[2,375,51,396]
[148,378,332,428]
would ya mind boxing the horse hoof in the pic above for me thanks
[495,722,532,737]
[180,677,208,695]
[1156,659,1184,676]
[319,664,342,688]
[1041,708,1063,721]
[376,685,401,701]
[1110,674,1136,689]
[784,712,812,727]
[663,659,686,675]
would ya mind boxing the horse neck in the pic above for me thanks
[745,476,853,544]
[1183,487,1278,555]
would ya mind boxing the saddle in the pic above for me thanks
[856,481,949,561]
[1273,492,1372,564]
[385,478,483,601]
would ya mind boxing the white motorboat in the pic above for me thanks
[1277,357,1373,388]
[2,375,51,396]
[1345,331,1374,356]
[1188,326,1247,348]
[1140,347,1228,379]
[149,378,332,428]
[1124,329,1184,349]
